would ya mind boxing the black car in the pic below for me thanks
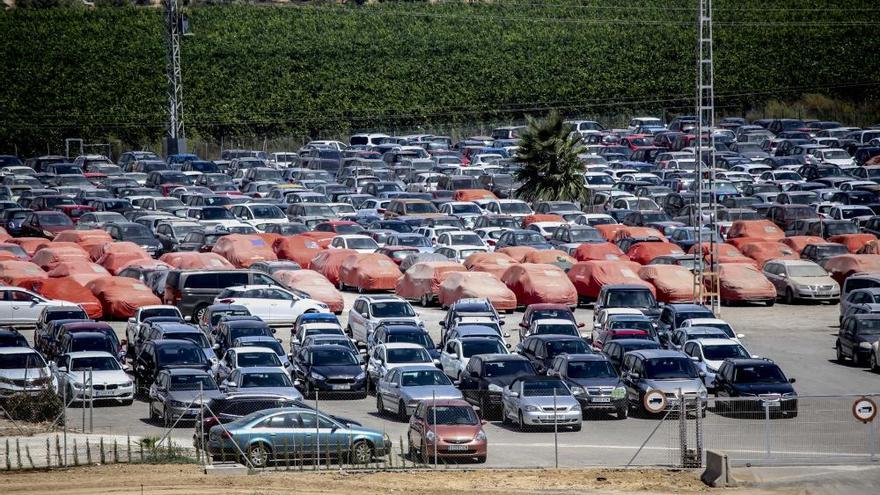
[133,339,211,394]
[214,317,274,356]
[836,315,880,366]
[104,221,162,256]
[0,328,29,348]
[714,359,797,417]
[516,335,591,375]
[458,354,536,419]
[291,344,367,398]
[655,303,716,344]
[547,353,627,419]
[601,338,662,370]
[369,324,439,361]
[594,284,661,322]
[801,243,849,265]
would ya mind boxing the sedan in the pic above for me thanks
[376,365,463,420]
[52,351,133,405]
[220,367,303,402]
[0,286,79,328]
[215,285,329,326]
[500,376,582,430]
[148,368,223,426]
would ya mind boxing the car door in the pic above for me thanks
[379,368,401,410]
[842,319,857,358]
[8,289,45,323]
[683,342,707,376]
[440,340,457,378]
[458,358,480,404]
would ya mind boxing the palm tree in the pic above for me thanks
[513,111,590,208]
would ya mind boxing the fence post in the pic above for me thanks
[55,435,62,467]
[678,389,687,468]
[763,401,771,460]
[89,369,94,433]
[871,414,878,462]
[62,384,67,466]
[399,436,406,469]
[86,440,92,465]
[127,434,131,464]
[25,445,34,469]
[113,439,118,464]
[72,439,79,466]
[15,438,21,469]
[46,437,51,468]
[695,397,703,468]
[99,437,105,464]
[553,388,559,469]
[5,438,10,470]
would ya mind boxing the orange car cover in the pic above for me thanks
[159,252,234,270]
[726,220,784,242]
[310,249,357,286]
[595,224,628,242]
[781,236,828,254]
[496,246,538,263]
[0,227,9,243]
[638,265,695,303]
[212,234,278,268]
[96,242,152,275]
[739,241,799,267]
[0,251,20,261]
[626,242,684,265]
[0,260,47,285]
[396,261,468,302]
[86,276,162,319]
[501,263,578,307]
[273,235,324,268]
[453,189,497,201]
[688,242,755,266]
[53,230,112,246]
[9,237,52,256]
[24,277,103,319]
[829,233,877,254]
[339,253,402,291]
[823,254,880,285]
[438,271,517,311]
[715,263,776,303]
[567,260,652,300]
[256,233,282,247]
[273,269,344,314]
[573,242,629,262]
[521,214,564,227]
[613,226,667,243]
[522,249,576,265]
[47,261,111,286]
[859,240,880,255]
[31,246,91,271]
[464,252,518,279]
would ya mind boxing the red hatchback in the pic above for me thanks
[407,398,487,463]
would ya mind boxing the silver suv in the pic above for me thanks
[620,349,707,416]
[346,295,423,345]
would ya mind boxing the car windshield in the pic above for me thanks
[396,236,431,247]
[451,204,480,214]
[371,301,415,318]
[238,352,281,367]
[534,324,578,336]
[386,332,433,348]
[787,265,827,277]
[39,213,73,226]
[202,208,234,220]
[734,364,787,384]
[405,202,438,214]
[546,339,590,357]
[675,311,713,327]
[157,345,206,366]
[515,232,545,244]
[569,228,602,242]
[484,360,534,378]
[241,372,292,388]
[120,224,153,237]
[332,223,361,233]
[312,349,358,366]
[607,290,655,308]
[532,310,574,322]
[210,310,249,326]
[386,348,430,363]
[521,379,569,397]
[694,323,735,338]
[70,356,121,371]
[426,405,479,425]
[169,374,217,391]
[250,206,285,219]
[0,352,46,369]
[400,370,451,387]
[610,320,654,333]
[644,357,699,379]
[567,361,617,379]
[499,202,531,214]
[702,344,750,361]
[461,340,506,357]
[841,208,873,219]
[167,332,209,348]
[857,319,880,335]
[347,237,377,249]
[238,340,284,355]
[448,233,482,245]
[825,222,859,235]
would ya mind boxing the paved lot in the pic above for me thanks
[18,295,880,467]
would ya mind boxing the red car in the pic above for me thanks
[407,398,487,463]
[19,211,74,239]
[620,134,655,150]
[518,303,582,339]
[376,246,419,265]
[592,329,650,351]
[313,220,365,235]
[54,204,95,224]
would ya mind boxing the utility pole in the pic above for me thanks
[164,0,188,155]
[694,0,720,314]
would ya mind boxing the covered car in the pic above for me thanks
[46,261,111,286]
[9,237,52,257]
[0,260,47,285]
[453,189,497,201]
[823,254,880,285]
[739,241,799,268]
[310,248,357,285]
[501,263,578,307]
[613,226,667,243]
[726,220,784,249]
[521,214,564,227]
[626,242,685,265]
[858,240,880,255]
[396,261,468,305]
[212,234,277,268]
[20,277,103,319]
[567,260,652,301]
[573,242,629,262]
[496,246,537,263]
[715,263,776,305]
[829,233,877,254]
[159,252,234,270]
[399,252,449,272]
[688,243,756,266]
[338,253,402,291]
[464,252,518,279]
[522,249,576,271]
[638,265,694,303]
[781,236,828,254]
[273,235,324,269]
[438,271,517,311]
[53,229,113,246]
[96,242,152,275]
[31,246,90,271]
[86,276,162,319]
[272,269,344,314]
[595,224,628,242]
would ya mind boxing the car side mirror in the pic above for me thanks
[789,378,796,384]
[509,391,519,398]
[361,312,368,318]
[698,371,706,378]
[212,344,220,350]
[737,333,745,339]
[57,366,67,373]
[593,323,601,329]
[690,356,701,362]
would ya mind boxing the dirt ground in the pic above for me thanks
[0,463,799,495]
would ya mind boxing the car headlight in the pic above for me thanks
[474,430,487,441]
[122,381,133,388]
[698,389,708,399]
[487,384,503,393]
[524,405,541,412]
[860,342,873,349]
[310,371,326,380]
[425,430,436,442]
[71,381,83,389]
[570,385,585,395]
[355,372,366,380]
[611,386,626,399]
[169,400,187,408]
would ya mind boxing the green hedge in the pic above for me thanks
[1,1,878,154]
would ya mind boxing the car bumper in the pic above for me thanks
[575,396,627,411]
[0,384,52,397]
[69,386,134,401]
[520,410,582,425]
[795,289,839,301]
[426,439,487,458]
[311,378,367,394]
[168,405,202,421]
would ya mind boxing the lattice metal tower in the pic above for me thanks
[693,0,720,313]
[164,0,186,153]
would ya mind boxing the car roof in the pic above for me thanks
[667,303,712,311]
[230,346,276,354]
[379,343,425,350]
[165,367,210,376]
[393,364,442,374]
[477,354,528,362]
[380,325,424,333]
[629,349,687,359]
[0,347,42,355]
[726,358,778,367]
[64,351,116,359]
[534,319,576,326]
[526,334,583,342]
[685,318,728,325]
[561,353,609,362]
[693,338,740,346]
[238,366,288,374]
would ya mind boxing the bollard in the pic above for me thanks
[99,437,106,464]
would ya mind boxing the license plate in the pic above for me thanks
[94,390,117,397]
[447,445,469,451]
[591,398,611,403]
[332,384,350,390]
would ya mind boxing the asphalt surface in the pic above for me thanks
[18,294,880,468]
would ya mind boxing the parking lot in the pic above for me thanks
[18,293,875,468]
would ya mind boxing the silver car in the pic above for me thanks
[762,260,840,304]
[53,351,133,405]
[376,365,462,419]
[500,377,582,430]
[0,347,56,398]
[220,366,303,402]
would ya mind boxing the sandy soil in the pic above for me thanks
[0,463,743,495]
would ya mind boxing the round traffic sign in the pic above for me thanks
[643,389,667,414]
[853,397,877,423]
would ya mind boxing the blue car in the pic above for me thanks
[494,229,553,250]
[207,406,391,467]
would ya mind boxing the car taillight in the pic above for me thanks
[218,298,234,304]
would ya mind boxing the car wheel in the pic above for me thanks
[376,392,384,414]
[765,299,775,307]
[836,342,846,362]
[501,405,510,425]
[193,304,208,323]
[350,440,372,464]
[571,422,581,432]
[420,294,430,307]
[785,288,795,305]
[871,353,879,372]
[475,455,487,463]
[419,441,431,464]
[616,405,628,420]
[345,325,353,338]
[397,400,408,421]
[246,442,271,468]
[517,411,526,431]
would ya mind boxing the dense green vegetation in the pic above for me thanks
[1,1,878,154]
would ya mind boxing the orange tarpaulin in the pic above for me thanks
[31,246,91,271]
[626,242,685,265]
[212,234,277,268]
[453,189,497,201]
[638,265,694,303]
[521,214,564,227]
[522,249,576,265]
[9,238,52,256]
[273,235,324,269]
[823,254,880,285]
[97,242,152,275]
[273,269,344,314]
[573,242,629,262]
[567,260,652,300]
[715,263,776,303]
[464,252,518,279]
[613,226,667,243]
[86,276,162,319]
[595,224,628,242]
[310,249,358,286]
[726,220,784,242]
[53,230,112,246]
[339,253,402,291]
[159,252,234,270]
[496,246,537,263]
[739,241,799,268]
[687,243,755,266]
[396,261,468,302]
[829,233,877,254]
[47,261,111,286]
[781,236,828,254]
[859,240,880,255]
[438,271,517,311]
[0,260,47,285]
[501,263,577,307]
[21,277,103,319]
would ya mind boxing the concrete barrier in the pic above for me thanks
[701,450,736,487]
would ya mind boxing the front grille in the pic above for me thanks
[92,384,119,391]
[326,378,355,384]
[586,387,614,396]
[445,438,472,444]
[541,406,569,412]
[10,377,49,387]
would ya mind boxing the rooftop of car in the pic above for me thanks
[666,304,712,311]
[164,367,211,376]
[477,353,528,362]
[628,349,688,359]
[724,358,777,368]
[62,351,117,359]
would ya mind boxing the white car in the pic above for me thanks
[125,305,184,354]
[524,318,581,340]
[436,231,486,249]
[681,338,754,390]
[439,337,509,382]
[526,221,565,240]
[230,203,288,230]
[328,234,379,253]
[214,285,329,326]
[576,213,617,227]
[365,342,433,388]
[679,318,745,343]
[0,286,80,328]
[0,347,56,398]
[52,351,133,404]
[212,346,286,384]
[347,295,423,344]
[484,199,534,220]
[434,245,488,263]
[813,148,854,167]
[591,308,645,340]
